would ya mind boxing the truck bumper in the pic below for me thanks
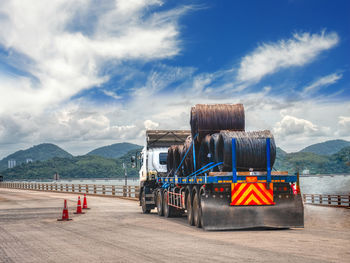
[200,193,304,231]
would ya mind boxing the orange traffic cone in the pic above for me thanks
[57,199,72,221]
[82,194,90,209]
[74,196,85,214]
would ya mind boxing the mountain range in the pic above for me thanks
[299,139,350,155]
[0,139,349,180]
[87,142,141,159]
[0,143,72,171]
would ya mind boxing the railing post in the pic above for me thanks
[66,184,68,192]
[94,185,97,194]
[311,195,314,204]
[319,194,322,204]
[112,185,115,196]
[328,195,331,205]
[337,196,341,206]
[123,186,127,197]
[135,187,139,199]
[102,185,106,195]
[78,184,81,193]
[72,184,75,193]
[128,186,131,197]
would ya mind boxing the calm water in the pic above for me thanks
[300,174,350,195]
[7,175,350,195]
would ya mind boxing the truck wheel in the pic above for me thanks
[141,189,151,214]
[186,191,194,226]
[163,191,172,218]
[156,189,164,216]
[193,191,202,228]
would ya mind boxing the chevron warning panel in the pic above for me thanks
[230,182,275,206]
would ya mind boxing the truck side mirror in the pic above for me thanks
[131,156,136,168]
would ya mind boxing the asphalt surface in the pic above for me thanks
[0,188,349,263]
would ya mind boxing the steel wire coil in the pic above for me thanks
[190,104,245,143]
[198,135,213,169]
[167,146,176,176]
[215,130,276,172]
[182,136,193,176]
[209,133,220,171]
[173,145,184,176]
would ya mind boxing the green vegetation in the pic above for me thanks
[0,150,140,180]
[1,139,349,180]
[0,143,72,171]
[299,139,350,155]
[87,142,141,159]
[274,146,350,174]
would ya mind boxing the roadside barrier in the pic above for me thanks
[303,194,350,208]
[0,182,139,200]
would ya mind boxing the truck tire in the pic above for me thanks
[193,191,202,228]
[163,190,172,218]
[156,189,164,216]
[141,188,151,214]
[186,190,194,226]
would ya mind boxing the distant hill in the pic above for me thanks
[0,143,72,171]
[0,149,139,180]
[300,139,350,155]
[276,147,287,157]
[87,142,142,159]
[274,146,350,174]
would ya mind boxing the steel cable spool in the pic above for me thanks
[216,130,276,172]
[173,145,184,176]
[167,146,176,176]
[190,104,245,143]
[182,136,193,176]
[198,135,212,169]
[209,133,220,171]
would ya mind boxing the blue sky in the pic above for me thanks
[0,0,349,157]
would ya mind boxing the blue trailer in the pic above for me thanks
[139,133,304,230]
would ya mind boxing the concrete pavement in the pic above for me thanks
[0,188,349,263]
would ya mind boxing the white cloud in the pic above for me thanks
[237,31,339,83]
[303,73,342,95]
[0,0,188,113]
[0,2,346,158]
[273,115,320,137]
[102,90,122,100]
[337,116,350,136]
[144,120,159,130]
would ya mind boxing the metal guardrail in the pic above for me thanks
[303,194,350,208]
[0,182,139,200]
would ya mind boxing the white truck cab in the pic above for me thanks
[139,147,168,182]
[138,130,191,212]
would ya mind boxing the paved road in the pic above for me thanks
[0,188,349,263]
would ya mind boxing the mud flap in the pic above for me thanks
[200,193,304,231]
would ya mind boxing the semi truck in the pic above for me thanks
[137,104,304,230]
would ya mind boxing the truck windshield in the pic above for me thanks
[159,153,167,165]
